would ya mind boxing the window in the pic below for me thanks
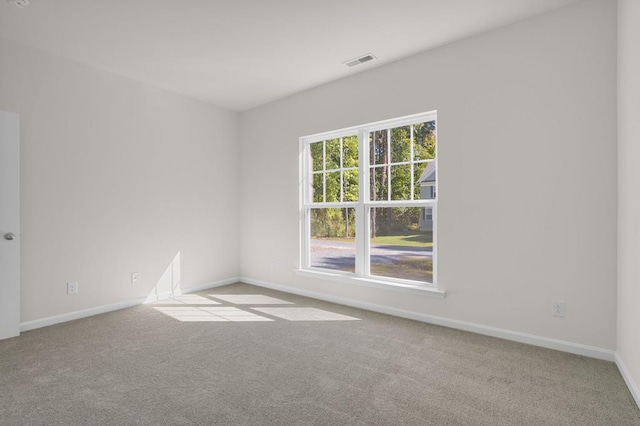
[300,111,437,287]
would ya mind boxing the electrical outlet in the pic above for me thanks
[131,272,141,285]
[552,300,566,318]
[67,281,78,295]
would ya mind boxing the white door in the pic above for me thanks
[0,110,20,340]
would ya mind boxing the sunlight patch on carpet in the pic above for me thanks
[252,307,360,321]
[209,294,294,305]
[154,306,272,322]
[149,295,221,305]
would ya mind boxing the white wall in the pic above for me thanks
[617,0,640,405]
[240,0,617,350]
[0,38,240,323]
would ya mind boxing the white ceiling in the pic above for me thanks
[0,0,579,111]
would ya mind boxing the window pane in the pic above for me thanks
[369,207,433,283]
[413,121,436,161]
[390,164,411,200]
[391,126,411,163]
[312,173,324,202]
[343,135,358,167]
[415,161,436,200]
[310,141,324,172]
[370,130,388,166]
[310,208,356,273]
[370,166,389,201]
[413,164,422,200]
[325,171,341,202]
[342,169,359,201]
[326,138,341,170]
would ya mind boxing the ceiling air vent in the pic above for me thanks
[344,54,376,68]
[7,0,29,8]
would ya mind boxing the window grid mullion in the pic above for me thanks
[410,125,415,200]
[308,201,358,208]
[322,140,326,203]
[339,137,343,202]
[355,129,367,276]
[386,128,391,201]
[365,200,436,208]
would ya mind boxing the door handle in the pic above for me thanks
[3,233,16,241]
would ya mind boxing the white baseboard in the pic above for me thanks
[241,276,616,362]
[20,297,147,333]
[19,277,240,333]
[615,353,640,409]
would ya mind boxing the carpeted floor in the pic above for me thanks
[0,282,638,425]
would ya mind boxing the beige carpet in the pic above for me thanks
[0,282,638,425]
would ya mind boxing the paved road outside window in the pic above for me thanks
[310,239,432,271]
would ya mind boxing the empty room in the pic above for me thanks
[1,0,639,424]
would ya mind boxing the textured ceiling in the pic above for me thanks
[0,0,579,111]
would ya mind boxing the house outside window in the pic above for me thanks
[300,111,438,287]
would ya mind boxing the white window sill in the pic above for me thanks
[294,269,446,299]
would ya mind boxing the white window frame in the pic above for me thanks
[298,111,443,298]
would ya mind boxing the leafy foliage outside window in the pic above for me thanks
[310,135,358,204]
[310,135,358,239]
[311,208,356,239]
